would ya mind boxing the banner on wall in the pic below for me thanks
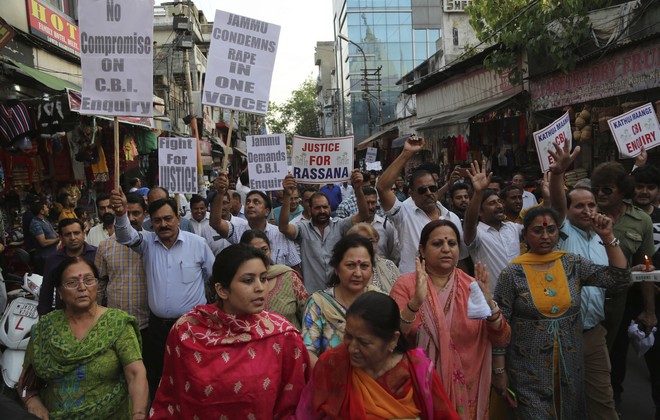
[607,103,660,158]
[78,0,153,117]
[291,135,353,184]
[532,112,572,173]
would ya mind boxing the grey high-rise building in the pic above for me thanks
[331,0,478,145]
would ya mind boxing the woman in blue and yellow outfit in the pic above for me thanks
[494,206,628,419]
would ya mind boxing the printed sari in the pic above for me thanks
[25,308,142,419]
[390,269,511,419]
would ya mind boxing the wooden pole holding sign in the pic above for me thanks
[222,110,235,172]
[189,115,204,194]
[114,116,120,190]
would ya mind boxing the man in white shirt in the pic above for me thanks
[186,194,210,236]
[376,136,465,274]
[512,172,538,210]
[87,193,115,247]
[463,160,522,292]
[363,187,400,264]
[201,191,247,255]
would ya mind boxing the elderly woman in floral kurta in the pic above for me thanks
[494,206,629,419]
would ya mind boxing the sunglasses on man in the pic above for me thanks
[591,186,615,196]
[416,185,439,195]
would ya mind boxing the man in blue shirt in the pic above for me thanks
[319,183,341,215]
[111,187,214,400]
[549,142,623,419]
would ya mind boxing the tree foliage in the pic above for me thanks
[467,0,613,82]
[267,77,320,140]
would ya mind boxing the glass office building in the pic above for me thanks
[333,0,441,143]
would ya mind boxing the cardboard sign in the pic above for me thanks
[158,138,198,194]
[365,147,377,163]
[292,135,353,184]
[608,103,660,158]
[246,133,287,191]
[532,112,572,173]
[366,161,382,171]
[78,0,153,117]
[202,10,280,115]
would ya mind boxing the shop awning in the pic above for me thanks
[356,127,398,151]
[413,91,522,131]
[0,58,80,91]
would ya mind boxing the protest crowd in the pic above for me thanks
[0,131,657,420]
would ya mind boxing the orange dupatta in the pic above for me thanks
[351,368,421,419]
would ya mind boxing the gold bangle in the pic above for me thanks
[400,311,416,324]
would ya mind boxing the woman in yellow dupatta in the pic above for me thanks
[390,220,511,419]
[494,206,629,419]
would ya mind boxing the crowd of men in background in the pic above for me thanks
[6,140,660,416]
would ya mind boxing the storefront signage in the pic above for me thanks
[78,0,153,117]
[443,0,472,12]
[246,133,287,191]
[531,41,660,111]
[158,137,198,194]
[608,103,660,158]
[0,18,15,50]
[203,10,280,115]
[26,0,80,56]
[292,135,353,184]
[533,112,572,173]
[416,66,522,119]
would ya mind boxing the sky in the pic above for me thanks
[159,0,335,105]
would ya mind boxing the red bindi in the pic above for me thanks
[542,216,549,227]
[355,260,363,265]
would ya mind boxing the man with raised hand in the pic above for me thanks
[110,187,214,400]
[548,141,621,419]
[463,160,522,292]
[209,174,301,268]
[279,169,367,293]
[376,135,465,274]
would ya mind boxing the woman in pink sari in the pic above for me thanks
[390,219,511,419]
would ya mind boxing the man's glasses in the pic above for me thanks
[591,186,615,196]
[416,185,439,195]
[62,276,97,289]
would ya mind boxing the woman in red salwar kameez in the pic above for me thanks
[150,245,310,419]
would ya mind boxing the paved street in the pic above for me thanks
[620,344,655,419]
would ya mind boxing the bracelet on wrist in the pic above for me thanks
[487,312,502,323]
[489,301,501,316]
[599,237,620,247]
[492,367,505,375]
[407,302,419,313]
[400,311,416,324]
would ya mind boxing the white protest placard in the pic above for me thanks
[608,103,660,158]
[78,0,153,117]
[365,147,377,163]
[533,112,572,173]
[203,10,280,115]
[246,133,287,191]
[366,161,382,171]
[292,135,353,184]
[158,138,198,194]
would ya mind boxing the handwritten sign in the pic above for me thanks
[158,138,198,194]
[365,147,377,163]
[203,10,280,115]
[246,134,287,191]
[292,135,353,184]
[78,0,153,117]
[607,103,660,158]
[532,112,572,173]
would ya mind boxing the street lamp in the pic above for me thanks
[337,34,372,136]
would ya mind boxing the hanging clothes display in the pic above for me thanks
[0,100,36,150]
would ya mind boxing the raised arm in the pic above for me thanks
[209,174,230,237]
[110,187,141,248]
[279,175,298,239]
[590,213,627,270]
[463,160,491,246]
[376,135,425,212]
[547,141,581,225]
[350,170,368,223]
